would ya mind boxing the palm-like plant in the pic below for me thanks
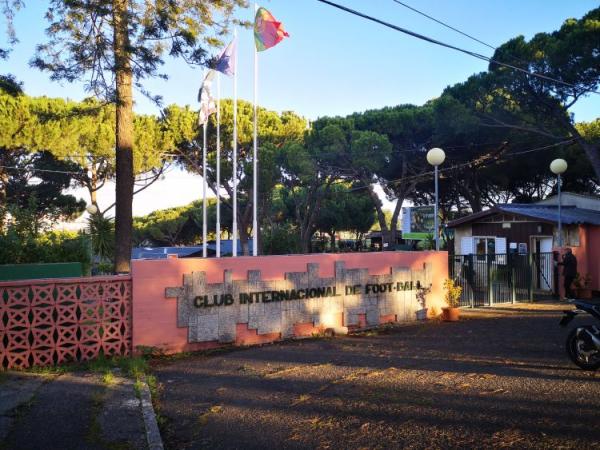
[88,213,115,265]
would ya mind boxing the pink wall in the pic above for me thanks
[555,225,600,298]
[131,251,448,354]
[584,226,600,291]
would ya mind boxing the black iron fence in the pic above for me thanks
[449,252,555,307]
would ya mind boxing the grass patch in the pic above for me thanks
[101,371,117,385]
[133,379,144,399]
[86,355,149,381]
[26,364,69,376]
[87,355,115,373]
[117,357,149,380]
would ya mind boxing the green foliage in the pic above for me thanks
[170,99,307,252]
[316,183,376,237]
[0,229,91,271]
[134,204,198,246]
[133,199,233,247]
[29,0,247,101]
[88,214,115,263]
[0,74,23,96]
[0,150,86,228]
[441,7,600,182]
[261,222,301,255]
[0,91,172,177]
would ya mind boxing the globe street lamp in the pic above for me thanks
[550,158,568,247]
[86,204,98,215]
[427,148,445,251]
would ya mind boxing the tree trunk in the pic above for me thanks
[300,227,313,254]
[238,202,252,256]
[0,167,7,233]
[389,190,407,247]
[365,181,388,245]
[113,0,134,273]
[298,179,331,254]
[239,225,250,256]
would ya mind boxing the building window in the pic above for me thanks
[554,226,581,247]
[474,237,495,259]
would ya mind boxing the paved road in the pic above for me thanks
[0,372,147,450]
[153,304,600,449]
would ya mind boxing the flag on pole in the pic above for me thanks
[198,70,216,124]
[214,38,237,76]
[254,7,289,52]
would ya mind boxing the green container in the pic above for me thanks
[0,262,83,282]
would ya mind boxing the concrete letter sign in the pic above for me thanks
[165,261,432,344]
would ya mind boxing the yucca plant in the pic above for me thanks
[88,213,115,265]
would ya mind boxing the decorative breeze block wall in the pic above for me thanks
[0,276,132,369]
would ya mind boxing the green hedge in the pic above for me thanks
[0,230,91,274]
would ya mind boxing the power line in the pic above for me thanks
[390,0,534,69]
[0,165,81,175]
[316,0,600,95]
[391,0,495,51]
[347,138,576,193]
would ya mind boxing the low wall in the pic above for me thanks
[0,275,132,369]
[131,252,448,354]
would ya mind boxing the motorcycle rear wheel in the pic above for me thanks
[566,327,600,371]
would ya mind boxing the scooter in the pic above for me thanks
[559,298,600,370]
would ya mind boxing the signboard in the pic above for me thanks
[401,206,435,240]
[165,261,430,344]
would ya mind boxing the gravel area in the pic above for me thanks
[153,303,600,449]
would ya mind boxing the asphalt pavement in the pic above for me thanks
[152,302,600,450]
[0,371,147,450]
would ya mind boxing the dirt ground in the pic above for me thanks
[152,303,600,450]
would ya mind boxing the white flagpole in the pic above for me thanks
[202,120,207,258]
[252,2,259,257]
[232,27,238,257]
[216,73,221,258]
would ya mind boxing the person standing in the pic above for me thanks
[559,248,578,299]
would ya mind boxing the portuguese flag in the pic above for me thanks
[254,7,289,52]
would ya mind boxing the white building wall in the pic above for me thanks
[453,225,472,254]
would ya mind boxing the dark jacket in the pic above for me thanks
[562,253,577,278]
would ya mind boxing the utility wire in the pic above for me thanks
[347,138,576,194]
[391,0,495,51]
[316,0,600,95]
[0,165,81,175]
[391,0,545,72]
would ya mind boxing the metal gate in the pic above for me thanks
[449,252,555,307]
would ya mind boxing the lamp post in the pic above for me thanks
[427,148,445,251]
[86,204,98,274]
[550,158,568,247]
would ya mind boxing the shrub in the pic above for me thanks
[0,230,91,272]
[443,278,462,308]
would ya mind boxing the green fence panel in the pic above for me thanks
[0,262,83,281]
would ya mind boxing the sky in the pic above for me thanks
[2,0,599,218]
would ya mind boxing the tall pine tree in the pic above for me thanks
[25,0,246,272]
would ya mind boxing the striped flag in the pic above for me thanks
[254,7,289,52]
